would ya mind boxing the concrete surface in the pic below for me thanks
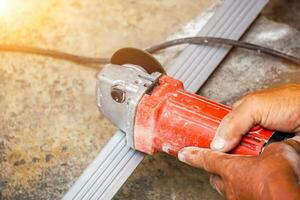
[0,0,300,200]
[0,0,217,199]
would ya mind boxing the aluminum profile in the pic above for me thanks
[63,0,268,199]
[169,0,269,92]
[63,131,144,200]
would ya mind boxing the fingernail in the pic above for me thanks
[210,176,224,197]
[211,137,226,151]
[209,177,217,190]
[211,183,223,197]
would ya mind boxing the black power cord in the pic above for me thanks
[0,44,110,67]
[146,37,300,65]
[0,36,300,67]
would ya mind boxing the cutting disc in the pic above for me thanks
[110,47,166,74]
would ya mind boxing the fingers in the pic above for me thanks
[211,95,262,152]
[178,147,228,196]
[210,175,225,196]
[178,147,232,175]
[211,84,300,152]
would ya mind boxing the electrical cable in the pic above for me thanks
[0,36,299,67]
[146,37,300,65]
[0,45,110,65]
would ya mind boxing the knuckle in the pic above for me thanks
[243,93,261,106]
[241,94,264,123]
[222,115,234,130]
[201,151,228,173]
[216,114,233,136]
[217,115,240,140]
[201,151,214,170]
[224,121,238,137]
[234,94,262,116]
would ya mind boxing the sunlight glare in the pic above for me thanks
[0,0,11,17]
[0,0,55,35]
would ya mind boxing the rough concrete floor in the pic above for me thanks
[0,0,218,199]
[0,0,300,200]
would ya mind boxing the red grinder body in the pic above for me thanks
[134,75,274,156]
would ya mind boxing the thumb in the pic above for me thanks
[178,147,232,175]
[211,95,262,152]
[210,175,225,196]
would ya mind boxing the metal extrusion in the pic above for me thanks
[63,0,269,199]
[63,131,144,200]
[169,0,269,92]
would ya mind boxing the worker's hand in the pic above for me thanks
[178,137,300,200]
[210,84,300,152]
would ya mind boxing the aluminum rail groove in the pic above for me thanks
[169,0,269,92]
[63,131,144,200]
[63,0,268,199]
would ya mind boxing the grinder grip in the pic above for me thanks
[134,75,275,156]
